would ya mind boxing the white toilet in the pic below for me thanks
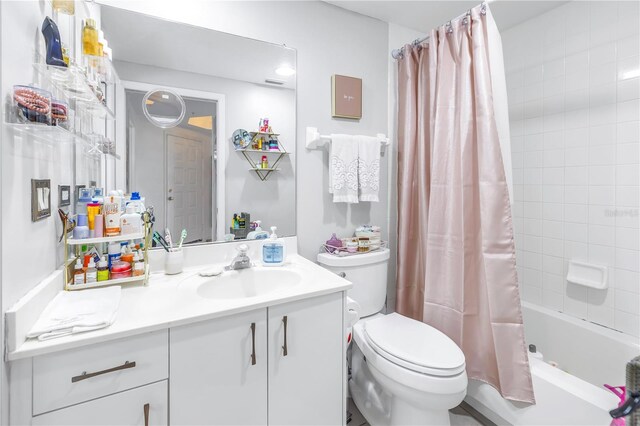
[317,248,468,426]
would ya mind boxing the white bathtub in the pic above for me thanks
[465,302,640,425]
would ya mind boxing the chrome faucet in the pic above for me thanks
[225,244,252,271]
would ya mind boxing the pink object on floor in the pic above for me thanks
[604,384,626,426]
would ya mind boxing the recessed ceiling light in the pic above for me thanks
[275,65,296,77]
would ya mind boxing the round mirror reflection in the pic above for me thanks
[142,88,186,128]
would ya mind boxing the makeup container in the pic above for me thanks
[110,260,132,279]
[13,85,51,125]
[346,239,359,253]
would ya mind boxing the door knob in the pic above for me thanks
[167,196,174,201]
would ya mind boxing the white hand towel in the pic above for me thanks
[329,134,359,203]
[27,286,121,341]
[357,135,381,202]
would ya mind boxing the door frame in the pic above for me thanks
[117,80,226,241]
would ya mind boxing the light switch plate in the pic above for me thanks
[58,185,70,207]
[31,179,51,221]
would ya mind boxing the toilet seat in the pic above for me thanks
[362,313,465,377]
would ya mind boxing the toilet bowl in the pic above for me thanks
[350,313,467,425]
[317,249,468,426]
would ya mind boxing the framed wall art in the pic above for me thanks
[331,74,362,119]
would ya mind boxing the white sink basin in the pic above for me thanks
[196,268,302,300]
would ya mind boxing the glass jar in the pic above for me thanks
[358,237,370,252]
[13,85,52,125]
[51,98,69,129]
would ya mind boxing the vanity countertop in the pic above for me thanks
[7,253,351,361]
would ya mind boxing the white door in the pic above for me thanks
[268,293,345,425]
[170,309,268,425]
[32,381,168,425]
[166,134,204,243]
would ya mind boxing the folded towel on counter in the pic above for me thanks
[329,134,359,203]
[27,286,121,341]
[357,135,381,202]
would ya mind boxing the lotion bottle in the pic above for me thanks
[262,226,285,266]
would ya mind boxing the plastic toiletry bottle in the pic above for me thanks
[73,214,90,239]
[126,192,146,214]
[76,187,92,215]
[247,220,269,240]
[97,256,109,281]
[94,214,104,237]
[120,205,142,235]
[261,155,269,169]
[262,226,286,266]
[73,259,85,285]
[85,258,98,283]
[528,344,544,361]
[82,18,99,56]
[104,197,121,236]
[107,242,121,268]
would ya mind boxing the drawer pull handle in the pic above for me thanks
[250,322,256,365]
[282,315,288,356]
[71,360,136,383]
[144,403,150,426]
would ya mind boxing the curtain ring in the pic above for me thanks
[445,21,453,34]
[462,10,471,26]
[480,3,487,16]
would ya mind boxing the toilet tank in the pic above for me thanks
[317,248,390,317]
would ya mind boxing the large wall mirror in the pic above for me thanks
[103,6,296,246]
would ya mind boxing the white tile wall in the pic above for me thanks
[503,1,640,337]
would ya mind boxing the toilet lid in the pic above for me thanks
[363,313,465,376]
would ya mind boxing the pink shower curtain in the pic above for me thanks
[395,4,535,404]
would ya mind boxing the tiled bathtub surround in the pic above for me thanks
[502,1,640,336]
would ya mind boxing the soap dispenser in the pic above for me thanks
[247,220,269,240]
[262,226,286,266]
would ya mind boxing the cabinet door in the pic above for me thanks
[32,380,167,425]
[170,309,268,425]
[268,292,344,425]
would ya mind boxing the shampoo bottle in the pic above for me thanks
[262,226,285,266]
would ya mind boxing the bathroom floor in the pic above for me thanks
[347,399,487,426]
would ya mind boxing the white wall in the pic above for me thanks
[116,60,296,239]
[502,1,640,336]
[0,1,105,421]
[99,0,390,261]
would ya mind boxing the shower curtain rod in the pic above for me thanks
[391,2,487,59]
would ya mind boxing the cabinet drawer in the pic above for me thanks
[33,330,168,415]
[32,380,168,425]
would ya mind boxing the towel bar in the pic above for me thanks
[305,126,390,150]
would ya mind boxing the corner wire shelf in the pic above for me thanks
[320,240,388,257]
[236,131,289,181]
